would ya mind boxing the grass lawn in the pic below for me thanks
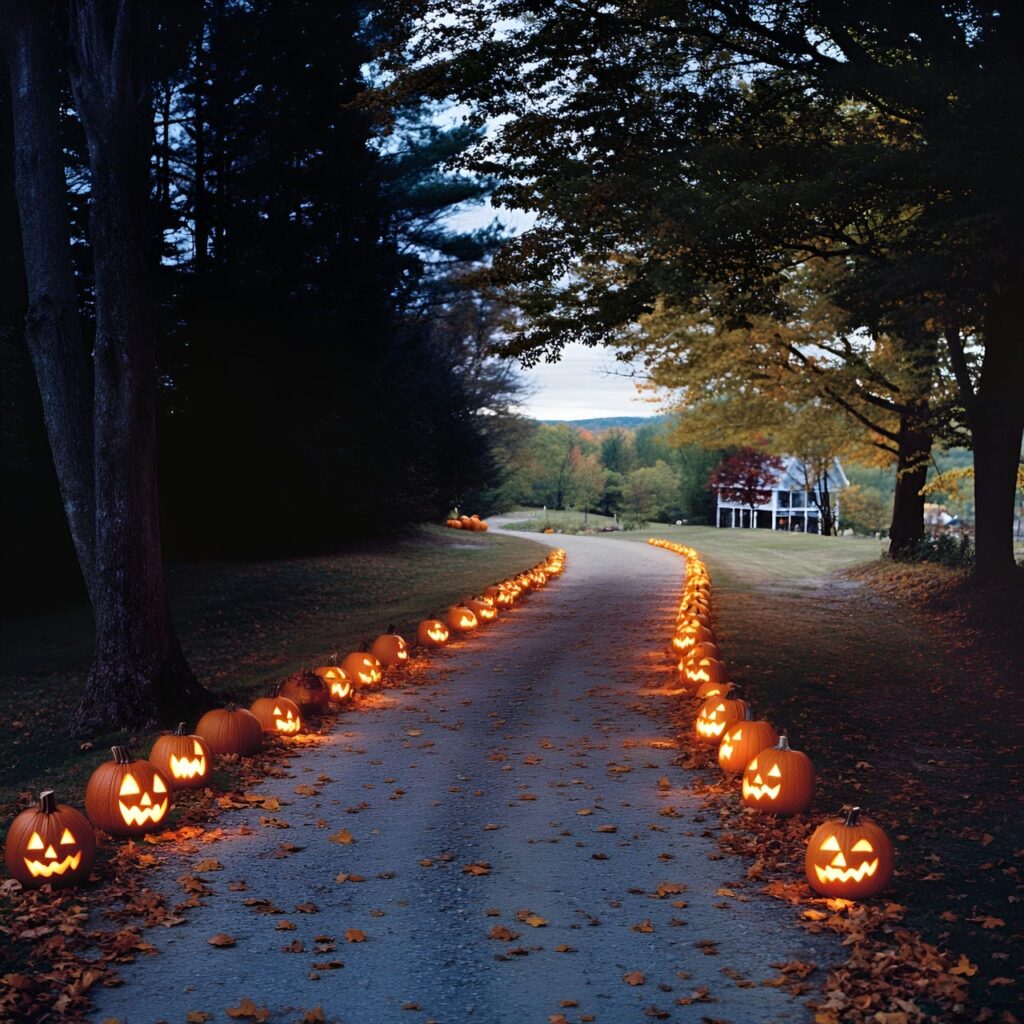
[622,525,1022,1011]
[0,526,549,810]
[500,507,621,533]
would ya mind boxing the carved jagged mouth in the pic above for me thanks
[742,779,780,801]
[25,852,82,877]
[331,683,352,700]
[170,755,207,779]
[276,719,300,733]
[814,859,879,884]
[697,721,726,738]
[719,742,734,761]
[119,800,169,826]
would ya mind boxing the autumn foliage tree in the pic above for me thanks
[709,449,785,525]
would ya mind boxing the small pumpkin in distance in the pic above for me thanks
[717,710,779,774]
[149,723,212,789]
[195,704,264,756]
[742,735,815,816]
[416,619,449,647]
[5,791,96,888]
[276,670,330,714]
[465,598,497,623]
[446,605,478,633]
[371,631,409,667]
[805,807,894,899]
[85,747,172,836]
[250,695,302,735]
[694,695,748,744]
[341,650,383,686]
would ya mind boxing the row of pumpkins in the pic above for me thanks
[443,514,489,531]
[648,539,894,901]
[4,550,566,890]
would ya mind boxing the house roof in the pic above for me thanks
[770,456,849,491]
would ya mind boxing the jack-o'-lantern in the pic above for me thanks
[466,598,497,623]
[483,585,512,608]
[805,807,894,899]
[446,605,478,633]
[717,711,778,774]
[684,657,727,687]
[149,724,212,789]
[741,736,814,816]
[315,665,353,702]
[695,678,736,701]
[417,619,450,647]
[195,704,264,755]
[5,791,96,888]
[694,695,748,744]
[371,631,409,667]
[676,623,715,656]
[341,651,383,686]
[250,695,303,735]
[85,748,172,836]
[276,670,330,714]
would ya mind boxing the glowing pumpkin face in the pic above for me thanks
[466,598,497,623]
[315,666,352,702]
[150,724,212,790]
[717,716,779,774]
[694,696,748,744]
[417,619,450,647]
[695,679,736,701]
[685,657,727,687]
[4,791,96,889]
[371,633,409,667]
[741,736,814,816]
[85,748,172,836]
[805,808,894,899]
[446,605,478,633]
[250,696,303,735]
[341,651,383,686]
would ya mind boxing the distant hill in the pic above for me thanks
[539,414,671,432]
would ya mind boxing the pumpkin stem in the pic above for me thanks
[775,734,791,751]
[39,790,57,814]
[225,702,238,712]
[844,806,863,827]
[174,722,188,736]
[111,745,133,764]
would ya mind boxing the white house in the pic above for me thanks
[715,456,848,533]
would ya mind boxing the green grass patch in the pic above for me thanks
[500,507,624,534]
[0,526,549,809]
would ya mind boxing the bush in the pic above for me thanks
[905,534,975,567]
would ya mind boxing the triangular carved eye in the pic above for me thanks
[193,740,204,755]
[748,758,758,770]
[153,774,167,794]
[768,764,782,778]
[60,828,76,845]
[820,835,840,851]
[732,728,742,739]
[27,831,44,850]
[273,706,283,715]
[120,774,140,796]
[852,838,874,852]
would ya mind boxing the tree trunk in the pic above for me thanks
[1,1,97,601]
[68,0,208,731]
[972,288,1024,580]
[888,409,932,558]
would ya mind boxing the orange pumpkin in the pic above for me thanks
[371,632,409,667]
[250,695,303,735]
[717,712,778,774]
[417,619,450,647]
[276,670,330,713]
[85,747,172,836]
[5,791,96,888]
[465,598,497,623]
[446,605,478,633]
[341,651,383,686]
[314,665,353,702]
[741,736,815,816]
[149,723,212,790]
[694,695,748,744]
[805,807,894,899]
[684,656,728,687]
[195,704,264,756]
[695,678,736,701]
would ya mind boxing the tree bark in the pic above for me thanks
[68,0,208,731]
[888,408,932,558]
[972,287,1024,580]
[1,0,97,601]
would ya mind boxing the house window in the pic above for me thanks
[790,491,805,508]
[777,491,790,509]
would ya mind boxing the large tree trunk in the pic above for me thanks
[972,288,1024,580]
[1,1,97,601]
[888,408,932,558]
[68,0,208,731]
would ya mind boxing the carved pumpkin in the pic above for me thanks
[341,651,383,687]
[195,704,264,756]
[5,791,96,888]
[446,605,478,633]
[741,736,814,816]
[717,711,779,774]
[694,695,748,744]
[466,598,497,623]
[85,747,172,836]
[684,657,728,687]
[250,695,303,735]
[417,619,450,647]
[276,670,330,713]
[371,632,409,667]
[805,807,894,899]
[483,585,513,608]
[695,678,737,701]
[314,665,353,702]
[149,724,212,789]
